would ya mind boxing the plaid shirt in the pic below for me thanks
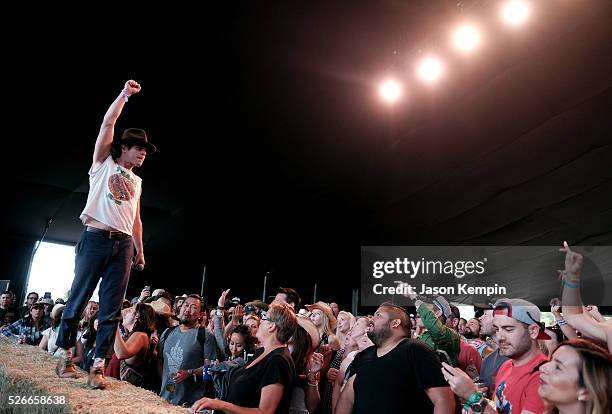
[0,317,50,345]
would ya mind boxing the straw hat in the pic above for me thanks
[295,314,320,351]
[149,299,174,318]
[51,303,65,320]
[305,301,337,331]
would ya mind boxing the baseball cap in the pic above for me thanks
[432,296,451,318]
[493,298,551,340]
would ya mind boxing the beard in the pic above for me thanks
[499,330,532,358]
[463,330,479,339]
[180,316,194,325]
[368,322,392,347]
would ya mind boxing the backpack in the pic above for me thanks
[158,325,209,353]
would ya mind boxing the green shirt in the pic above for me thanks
[416,303,460,366]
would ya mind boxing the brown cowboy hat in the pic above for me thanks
[305,301,337,331]
[117,128,157,154]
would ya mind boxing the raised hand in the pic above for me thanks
[231,304,244,322]
[398,282,417,301]
[123,80,142,95]
[559,241,583,280]
[217,289,230,308]
[138,286,151,302]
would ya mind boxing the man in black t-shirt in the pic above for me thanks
[0,291,18,327]
[336,302,454,414]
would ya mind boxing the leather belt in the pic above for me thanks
[85,226,130,240]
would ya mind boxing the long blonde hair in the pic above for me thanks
[335,311,355,346]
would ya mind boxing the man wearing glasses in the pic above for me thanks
[336,302,455,413]
[18,292,39,319]
[442,298,549,413]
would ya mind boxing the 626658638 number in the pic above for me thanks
[8,395,66,405]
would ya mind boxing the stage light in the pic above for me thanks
[379,79,402,103]
[501,0,530,26]
[452,24,481,53]
[417,56,444,84]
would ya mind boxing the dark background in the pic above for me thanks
[2,1,611,312]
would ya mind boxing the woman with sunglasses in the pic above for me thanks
[191,302,297,414]
[538,338,612,414]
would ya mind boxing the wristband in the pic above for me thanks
[122,89,131,102]
[557,319,567,326]
[465,391,483,405]
[561,279,579,289]
[463,391,482,411]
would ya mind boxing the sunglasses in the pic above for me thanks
[260,310,271,322]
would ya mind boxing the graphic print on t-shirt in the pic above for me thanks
[168,341,184,372]
[495,380,512,414]
[107,166,136,205]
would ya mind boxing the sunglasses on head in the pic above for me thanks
[494,302,539,324]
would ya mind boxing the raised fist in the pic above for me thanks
[124,80,142,95]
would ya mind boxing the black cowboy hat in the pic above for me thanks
[117,128,158,154]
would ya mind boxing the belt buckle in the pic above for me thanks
[108,230,121,239]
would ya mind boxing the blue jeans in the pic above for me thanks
[56,229,134,359]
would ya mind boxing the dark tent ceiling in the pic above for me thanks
[3,0,612,308]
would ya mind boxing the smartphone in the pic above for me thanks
[442,362,454,375]
[44,292,52,299]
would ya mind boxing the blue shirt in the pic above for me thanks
[0,317,50,345]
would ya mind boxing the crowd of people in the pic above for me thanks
[2,81,611,413]
[1,243,611,413]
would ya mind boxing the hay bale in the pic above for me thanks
[0,337,191,414]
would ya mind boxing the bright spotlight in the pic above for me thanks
[379,79,402,103]
[417,56,443,84]
[501,0,530,26]
[452,24,481,53]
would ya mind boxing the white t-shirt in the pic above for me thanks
[42,327,61,356]
[80,155,142,235]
